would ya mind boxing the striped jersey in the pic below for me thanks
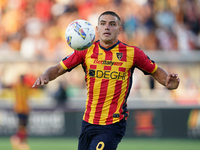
[13,82,30,114]
[60,40,158,125]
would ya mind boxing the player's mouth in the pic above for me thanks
[103,32,111,36]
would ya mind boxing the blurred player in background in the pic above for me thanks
[10,75,30,150]
[53,81,68,110]
[32,11,180,150]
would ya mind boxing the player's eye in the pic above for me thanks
[110,23,116,26]
[100,22,106,25]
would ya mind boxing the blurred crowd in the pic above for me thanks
[0,0,200,61]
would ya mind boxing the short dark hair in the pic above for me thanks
[98,11,121,23]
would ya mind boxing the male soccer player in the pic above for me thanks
[32,11,180,150]
[11,75,30,150]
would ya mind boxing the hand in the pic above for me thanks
[32,75,49,88]
[165,73,180,90]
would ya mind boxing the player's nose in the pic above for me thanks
[105,24,110,30]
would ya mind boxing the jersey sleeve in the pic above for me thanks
[60,50,86,72]
[134,47,158,75]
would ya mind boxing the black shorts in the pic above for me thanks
[78,119,126,150]
[18,113,29,127]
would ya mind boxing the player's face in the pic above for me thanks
[96,14,122,46]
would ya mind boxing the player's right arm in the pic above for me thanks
[32,49,87,88]
[32,63,66,88]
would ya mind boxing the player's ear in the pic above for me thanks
[118,26,122,34]
[96,26,99,33]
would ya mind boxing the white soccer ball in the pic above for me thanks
[65,19,96,51]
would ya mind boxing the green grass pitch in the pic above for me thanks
[0,137,200,150]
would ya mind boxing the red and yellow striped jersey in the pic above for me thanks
[13,82,30,114]
[60,40,157,125]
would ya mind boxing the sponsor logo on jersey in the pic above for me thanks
[89,69,125,80]
[93,59,123,66]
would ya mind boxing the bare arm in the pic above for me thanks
[151,66,180,90]
[32,63,66,88]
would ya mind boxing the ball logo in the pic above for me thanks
[72,22,87,40]
[67,36,72,46]
[78,28,87,39]
[85,22,92,26]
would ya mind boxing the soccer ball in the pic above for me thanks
[65,19,95,51]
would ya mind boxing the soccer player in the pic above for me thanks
[11,75,30,150]
[32,11,180,150]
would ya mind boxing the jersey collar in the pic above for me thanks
[99,40,120,51]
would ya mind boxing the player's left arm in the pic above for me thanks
[151,66,180,90]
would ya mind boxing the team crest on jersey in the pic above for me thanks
[116,53,123,60]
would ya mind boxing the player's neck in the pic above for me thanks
[99,39,118,48]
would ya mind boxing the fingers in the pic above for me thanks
[169,73,178,78]
[166,73,180,90]
[169,73,180,82]
[32,78,40,88]
[32,76,49,88]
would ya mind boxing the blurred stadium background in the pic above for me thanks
[0,0,200,150]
